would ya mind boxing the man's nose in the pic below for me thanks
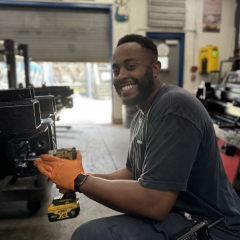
[117,69,129,81]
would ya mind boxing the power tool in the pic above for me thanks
[47,147,80,222]
[170,217,224,240]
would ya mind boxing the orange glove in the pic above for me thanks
[34,150,92,192]
[56,185,69,194]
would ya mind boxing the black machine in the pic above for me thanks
[34,86,74,118]
[195,0,240,195]
[0,39,74,212]
[0,88,74,212]
[196,58,240,194]
[0,88,57,212]
[0,39,74,115]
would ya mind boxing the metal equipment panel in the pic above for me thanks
[0,7,110,62]
[217,138,240,185]
[148,0,185,28]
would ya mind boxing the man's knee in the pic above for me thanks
[70,217,116,240]
[70,214,166,240]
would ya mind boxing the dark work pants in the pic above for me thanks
[70,213,224,240]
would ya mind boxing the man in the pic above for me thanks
[34,35,240,240]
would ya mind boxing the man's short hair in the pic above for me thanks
[117,34,158,62]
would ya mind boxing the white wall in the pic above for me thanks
[6,0,237,123]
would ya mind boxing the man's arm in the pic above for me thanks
[34,151,178,221]
[93,167,132,180]
[80,176,179,221]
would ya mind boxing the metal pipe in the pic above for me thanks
[4,40,17,88]
[18,44,30,88]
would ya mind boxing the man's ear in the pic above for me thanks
[152,61,161,76]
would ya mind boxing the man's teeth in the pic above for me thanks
[121,85,135,91]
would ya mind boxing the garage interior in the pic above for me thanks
[0,0,240,239]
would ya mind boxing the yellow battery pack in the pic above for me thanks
[48,147,77,160]
[47,194,80,222]
[47,147,79,222]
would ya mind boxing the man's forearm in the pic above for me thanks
[93,167,132,180]
[79,176,178,221]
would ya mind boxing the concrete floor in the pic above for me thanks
[0,96,130,240]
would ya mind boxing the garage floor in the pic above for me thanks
[0,96,130,240]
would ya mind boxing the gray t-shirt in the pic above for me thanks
[126,85,240,239]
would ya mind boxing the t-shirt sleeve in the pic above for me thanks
[126,151,132,169]
[138,113,202,191]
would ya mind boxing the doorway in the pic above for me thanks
[147,33,185,87]
[0,1,113,125]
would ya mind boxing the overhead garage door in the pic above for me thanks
[0,6,110,62]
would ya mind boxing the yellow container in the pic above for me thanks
[199,46,219,73]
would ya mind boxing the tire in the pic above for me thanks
[27,200,41,213]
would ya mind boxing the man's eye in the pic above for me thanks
[127,65,136,70]
[113,70,119,76]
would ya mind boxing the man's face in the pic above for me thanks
[112,42,155,107]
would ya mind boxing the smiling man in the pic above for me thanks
[112,39,162,110]
[34,35,240,240]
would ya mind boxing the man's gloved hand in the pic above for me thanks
[34,150,92,192]
[56,185,69,194]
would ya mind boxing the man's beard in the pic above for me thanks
[115,68,155,108]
